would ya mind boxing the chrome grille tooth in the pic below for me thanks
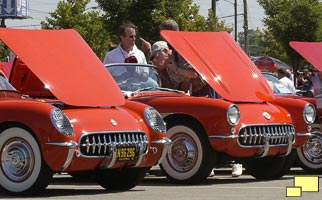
[92,136,96,154]
[243,129,247,144]
[118,134,122,144]
[128,134,131,144]
[97,136,102,154]
[256,127,261,145]
[85,136,90,153]
[136,134,139,143]
[132,134,135,143]
[103,135,108,154]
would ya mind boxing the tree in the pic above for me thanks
[96,0,232,45]
[41,0,109,60]
[257,0,322,70]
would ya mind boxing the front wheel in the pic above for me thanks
[95,167,149,190]
[160,118,215,184]
[0,127,53,195]
[296,131,322,173]
[244,150,296,179]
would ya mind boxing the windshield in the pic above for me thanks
[106,64,160,92]
[0,74,16,91]
[262,73,292,94]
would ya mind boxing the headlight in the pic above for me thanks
[227,104,240,125]
[50,108,74,136]
[303,103,316,124]
[144,107,167,134]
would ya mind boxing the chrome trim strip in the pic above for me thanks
[46,141,77,171]
[296,132,312,137]
[152,138,172,165]
[208,135,238,139]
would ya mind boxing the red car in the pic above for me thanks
[0,28,170,195]
[288,41,322,172]
[262,72,322,172]
[105,31,314,183]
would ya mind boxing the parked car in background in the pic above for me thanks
[262,72,322,173]
[105,31,314,184]
[0,28,170,195]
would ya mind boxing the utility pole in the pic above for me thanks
[212,0,217,17]
[234,0,237,41]
[243,0,249,55]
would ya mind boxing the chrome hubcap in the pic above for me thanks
[303,134,322,164]
[168,134,197,172]
[1,139,34,182]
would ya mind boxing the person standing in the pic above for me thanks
[277,68,296,94]
[103,22,146,64]
[103,22,147,77]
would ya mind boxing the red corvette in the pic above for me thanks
[288,41,322,172]
[0,28,170,195]
[106,31,314,183]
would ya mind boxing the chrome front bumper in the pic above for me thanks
[46,137,171,171]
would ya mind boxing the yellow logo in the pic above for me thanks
[286,176,319,197]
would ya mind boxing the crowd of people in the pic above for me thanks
[276,67,315,97]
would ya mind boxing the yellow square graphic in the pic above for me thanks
[294,176,319,192]
[286,186,302,197]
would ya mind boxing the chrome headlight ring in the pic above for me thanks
[227,104,240,126]
[144,107,167,134]
[303,103,316,124]
[50,108,74,136]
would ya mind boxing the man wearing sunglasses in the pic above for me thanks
[103,22,147,77]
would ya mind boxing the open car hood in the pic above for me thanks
[0,28,124,106]
[161,31,274,102]
[289,41,322,71]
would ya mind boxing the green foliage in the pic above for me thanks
[41,0,232,60]
[0,42,10,62]
[96,0,231,46]
[41,0,110,60]
[257,0,322,69]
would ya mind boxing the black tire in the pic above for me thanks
[160,118,215,184]
[296,131,322,173]
[0,127,53,195]
[244,150,296,179]
[94,167,149,190]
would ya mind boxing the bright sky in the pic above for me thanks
[4,0,265,32]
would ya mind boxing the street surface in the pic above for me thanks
[0,167,320,200]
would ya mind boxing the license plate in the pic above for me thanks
[116,147,137,161]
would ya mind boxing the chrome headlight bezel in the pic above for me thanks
[303,103,316,124]
[144,107,167,134]
[227,104,240,126]
[50,108,74,137]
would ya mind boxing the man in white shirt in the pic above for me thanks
[277,68,296,94]
[103,23,147,76]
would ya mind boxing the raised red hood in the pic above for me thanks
[0,28,124,107]
[290,41,322,71]
[161,31,275,102]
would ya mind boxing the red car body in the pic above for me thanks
[105,31,314,183]
[0,28,170,195]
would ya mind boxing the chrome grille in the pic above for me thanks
[79,131,148,157]
[238,124,295,147]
